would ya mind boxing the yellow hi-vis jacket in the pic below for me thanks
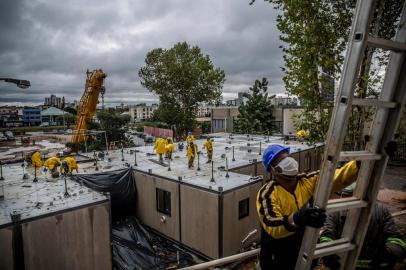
[165,143,175,153]
[256,160,359,239]
[60,156,78,174]
[187,144,198,160]
[203,140,213,152]
[154,138,166,155]
[31,151,42,167]
[44,157,61,170]
[186,135,195,144]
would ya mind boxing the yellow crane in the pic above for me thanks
[71,69,107,147]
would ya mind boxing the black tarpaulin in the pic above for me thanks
[112,216,195,270]
[71,167,136,218]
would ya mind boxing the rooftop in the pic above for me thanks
[0,133,322,227]
[0,163,107,227]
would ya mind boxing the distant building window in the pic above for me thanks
[156,188,171,216]
[213,119,225,129]
[239,198,249,220]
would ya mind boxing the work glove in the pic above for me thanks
[384,141,397,158]
[293,205,326,228]
[373,243,404,267]
[322,254,341,270]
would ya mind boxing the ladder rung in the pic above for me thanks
[314,239,356,258]
[327,197,368,212]
[367,36,406,52]
[339,151,382,161]
[352,98,397,108]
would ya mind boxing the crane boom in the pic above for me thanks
[71,69,106,146]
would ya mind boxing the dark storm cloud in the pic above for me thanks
[0,0,284,106]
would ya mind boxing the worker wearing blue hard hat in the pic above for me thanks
[186,131,195,145]
[256,144,360,269]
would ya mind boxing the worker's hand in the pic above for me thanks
[384,141,397,158]
[373,243,404,267]
[293,205,326,228]
[322,254,341,270]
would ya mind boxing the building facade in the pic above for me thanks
[270,95,301,107]
[225,92,246,107]
[44,94,65,109]
[196,103,211,117]
[129,104,158,122]
[211,106,240,133]
[22,107,41,126]
[0,106,23,128]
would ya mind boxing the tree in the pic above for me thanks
[139,42,225,138]
[64,107,77,115]
[56,113,76,129]
[234,78,276,134]
[254,0,355,143]
[349,0,404,149]
[97,109,131,144]
[252,0,404,144]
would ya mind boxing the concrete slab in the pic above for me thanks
[0,163,108,227]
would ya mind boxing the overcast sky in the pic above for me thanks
[0,0,285,107]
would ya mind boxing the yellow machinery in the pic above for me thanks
[71,69,106,146]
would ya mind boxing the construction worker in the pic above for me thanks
[178,142,184,151]
[154,137,166,163]
[186,131,195,145]
[44,154,62,178]
[187,141,198,169]
[320,185,406,270]
[31,151,43,168]
[60,156,79,175]
[165,137,175,160]
[256,144,360,270]
[203,137,213,163]
[296,129,309,142]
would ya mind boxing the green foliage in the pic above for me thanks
[64,107,77,115]
[234,78,275,134]
[139,42,225,137]
[255,0,403,144]
[260,0,355,143]
[200,121,211,134]
[348,0,404,149]
[97,109,131,143]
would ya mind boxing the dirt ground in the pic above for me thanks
[378,165,406,236]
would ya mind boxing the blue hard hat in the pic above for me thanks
[188,131,192,135]
[262,144,290,172]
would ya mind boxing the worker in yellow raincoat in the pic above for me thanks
[296,129,309,141]
[60,156,79,175]
[203,137,213,163]
[187,141,198,169]
[31,151,43,168]
[44,154,62,178]
[165,137,175,160]
[44,155,61,171]
[186,131,195,145]
[256,144,360,269]
[154,137,166,163]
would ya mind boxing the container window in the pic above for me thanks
[239,198,249,220]
[156,188,171,216]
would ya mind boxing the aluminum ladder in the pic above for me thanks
[295,1,406,269]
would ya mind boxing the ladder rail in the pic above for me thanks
[295,1,377,269]
[295,0,406,268]
[342,5,406,267]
